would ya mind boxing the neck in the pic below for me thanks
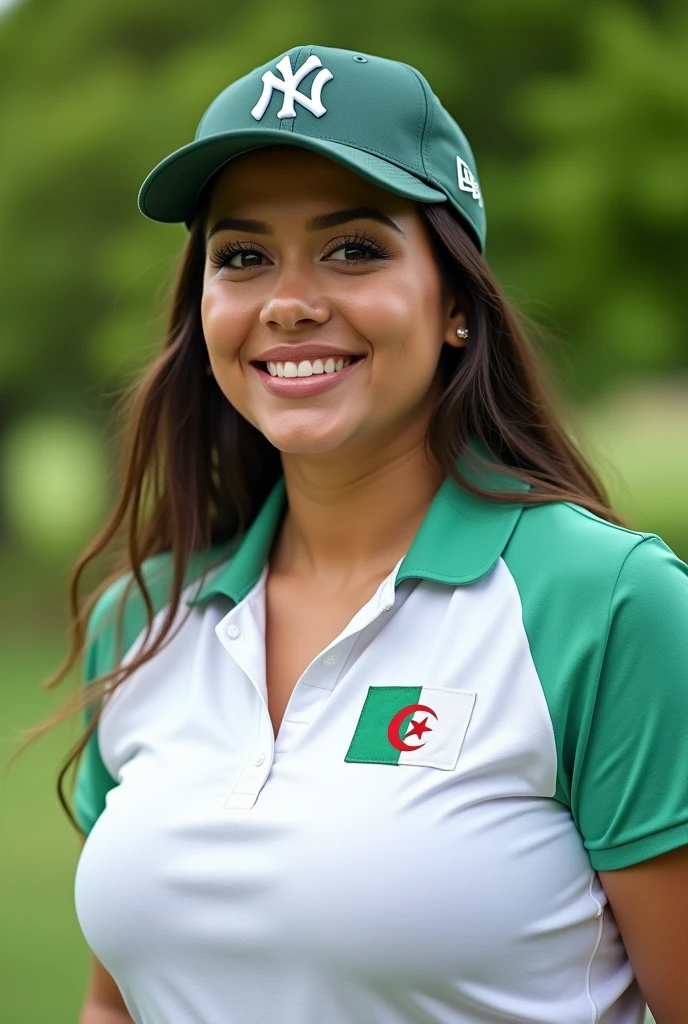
[271,431,446,591]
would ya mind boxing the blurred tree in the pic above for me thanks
[499,1,688,398]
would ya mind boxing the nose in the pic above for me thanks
[258,264,331,332]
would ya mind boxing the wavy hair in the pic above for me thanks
[7,188,629,833]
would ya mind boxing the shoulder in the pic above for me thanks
[504,497,675,598]
[85,546,229,679]
[513,496,654,561]
[502,496,688,678]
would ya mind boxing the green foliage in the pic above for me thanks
[501,2,688,397]
[1,414,109,559]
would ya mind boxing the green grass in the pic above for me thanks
[1,637,90,1022]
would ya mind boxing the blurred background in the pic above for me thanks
[1,0,686,1020]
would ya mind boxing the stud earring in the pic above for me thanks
[456,327,469,339]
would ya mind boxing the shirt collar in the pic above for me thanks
[186,436,531,607]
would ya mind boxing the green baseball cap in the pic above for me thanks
[138,44,486,251]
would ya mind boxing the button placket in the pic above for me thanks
[217,601,274,809]
[220,561,403,802]
[304,578,399,689]
[223,715,273,810]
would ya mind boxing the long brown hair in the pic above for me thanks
[6,193,630,833]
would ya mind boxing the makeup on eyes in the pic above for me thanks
[208,230,393,271]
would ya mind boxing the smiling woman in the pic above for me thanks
[199,147,468,455]
[15,43,688,1024]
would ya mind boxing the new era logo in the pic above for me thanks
[457,157,483,207]
[251,54,334,121]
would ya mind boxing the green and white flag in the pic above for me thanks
[345,686,476,770]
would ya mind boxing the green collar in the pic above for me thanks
[186,437,531,607]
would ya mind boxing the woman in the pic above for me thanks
[28,45,688,1023]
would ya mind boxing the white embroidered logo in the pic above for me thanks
[456,156,483,207]
[251,54,334,121]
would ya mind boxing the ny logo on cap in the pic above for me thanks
[457,157,483,208]
[251,54,334,121]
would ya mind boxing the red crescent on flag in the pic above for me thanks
[387,703,438,751]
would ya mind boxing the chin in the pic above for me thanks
[269,436,348,457]
[258,413,357,456]
[261,425,353,457]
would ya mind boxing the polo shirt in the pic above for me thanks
[73,438,688,1024]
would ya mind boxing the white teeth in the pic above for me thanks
[265,357,353,378]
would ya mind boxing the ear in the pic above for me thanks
[443,294,469,349]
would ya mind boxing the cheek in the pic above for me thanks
[354,275,444,378]
[200,284,260,420]
[200,283,248,355]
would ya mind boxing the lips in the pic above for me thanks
[252,352,366,396]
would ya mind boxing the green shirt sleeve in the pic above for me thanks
[72,547,229,834]
[73,581,123,835]
[575,535,688,871]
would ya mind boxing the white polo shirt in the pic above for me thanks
[73,438,688,1024]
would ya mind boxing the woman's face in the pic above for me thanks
[201,146,467,459]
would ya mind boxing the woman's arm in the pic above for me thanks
[599,845,688,1024]
[77,953,134,1024]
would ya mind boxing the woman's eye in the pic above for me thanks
[216,247,265,270]
[325,241,372,262]
[324,235,391,264]
[209,234,391,271]
[207,243,266,270]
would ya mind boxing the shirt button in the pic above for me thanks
[323,654,337,666]
[254,753,265,766]
[226,624,241,638]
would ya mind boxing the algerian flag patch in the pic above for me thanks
[344,686,476,770]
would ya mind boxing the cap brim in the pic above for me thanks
[137,129,447,224]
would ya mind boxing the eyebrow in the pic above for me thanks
[205,206,405,242]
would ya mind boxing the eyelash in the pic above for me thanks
[208,230,392,271]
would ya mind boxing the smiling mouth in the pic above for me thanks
[251,354,365,378]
